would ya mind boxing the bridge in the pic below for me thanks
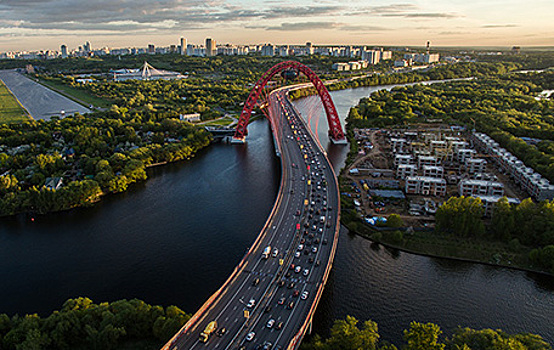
[162,61,345,350]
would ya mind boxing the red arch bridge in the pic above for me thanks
[161,61,344,350]
[233,60,346,144]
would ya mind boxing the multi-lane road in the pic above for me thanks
[162,87,341,350]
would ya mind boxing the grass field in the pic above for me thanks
[0,80,30,123]
[34,77,112,108]
[202,116,236,126]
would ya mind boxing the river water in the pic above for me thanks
[1,84,553,345]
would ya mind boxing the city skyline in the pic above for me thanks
[0,0,553,52]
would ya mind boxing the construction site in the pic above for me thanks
[343,125,554,229]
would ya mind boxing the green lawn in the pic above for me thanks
[34,76,112,108]
[202,116,235,126]
[0,80,31,123]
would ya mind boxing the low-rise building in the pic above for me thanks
[464,158,487,174]
[396,164,418,179]
[458,179,504,197]
[395,154,414,167]
[477,195,520,217]
[418,155,438,168]
[422,165,444,178]
[405,176,447,196]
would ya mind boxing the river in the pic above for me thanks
[1,83,553,345]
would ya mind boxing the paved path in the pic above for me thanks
[0,70,91,120]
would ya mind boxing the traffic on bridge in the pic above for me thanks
[162,62,344,350]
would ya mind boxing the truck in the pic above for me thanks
[262,246,271,259]
[199,321,217,343]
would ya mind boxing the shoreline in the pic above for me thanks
[340,201,554,278]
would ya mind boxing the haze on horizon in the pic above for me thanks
[0,0,552,52]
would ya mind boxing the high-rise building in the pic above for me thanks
[361,49,380,65]
[306,42,313,55]
[205,38,215,57]
[84,41,91,53]
[148,44,155,54]
[60,44,68,58]
[180,37,187,55]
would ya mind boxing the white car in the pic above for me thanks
[303,268,309,276]
[294,251,301,258]
[295,266,302,273]
[246,299,256,308]
[301,291,309,300]
[311,247,318,253]
[297,244,304,251]
[266,319,275,328]
[246,332,255,341]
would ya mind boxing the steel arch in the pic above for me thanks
[234,61,346,142]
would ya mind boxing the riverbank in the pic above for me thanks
[341,215,553,277]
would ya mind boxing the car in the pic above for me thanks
[304,249,309,255]
[287,301,295,309]
[295,210,300,216]
[314,238,320,244]
[288,281,295,289]
[265,305,272,313]
[276,322,284,330]
[278,280,285,287]
[267,319,275,328]
[309,257,314,263]
[246,332,255,341]
[297,244,304,251]
[272,248,279,258]
[247,299,256,308]
[294,251,301,258]
[285,271,291,278]
[217,327,226,337]
[303,269,310,276]
[311,247,318,253]
[323,239,328,245]
[293,289,300,297]
[295,266,301,273]
[316,260,321,266]
[289,263,295,270]
[301,291,309,300]
[253,278,260,286]
[278,297,286,305]
[263,341,273,350]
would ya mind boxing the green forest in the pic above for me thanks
[0,109,211,216]
[300,316,550,350]
[435,196,554,273]
[0,298,189,350]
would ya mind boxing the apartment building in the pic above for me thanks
[458,179,504,197]
[405,176,447,196]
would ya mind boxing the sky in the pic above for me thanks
[0,0,553,52]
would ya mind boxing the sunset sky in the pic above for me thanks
[0,0,552,51]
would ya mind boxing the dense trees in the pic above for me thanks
[300,316,551,350]
[0,109,211,216]
[0,298,189,350]
[435,197,486,238]
[434,196,554,273]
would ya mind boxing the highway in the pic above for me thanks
[162,86,341,350]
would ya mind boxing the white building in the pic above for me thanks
[458,179,504,197]
[405,176,447,196]
[422,165,444,178]
[396,164,418,180]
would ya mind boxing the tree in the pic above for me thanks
[403,321,445,350]
[387,214,404,228]
[491,197,515,241]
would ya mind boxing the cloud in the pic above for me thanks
[339,25,387,32]
[481,24,519,28]
[265,21,338,31]
[383,12,460,18]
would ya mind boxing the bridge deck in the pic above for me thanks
[162,87,341,350]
